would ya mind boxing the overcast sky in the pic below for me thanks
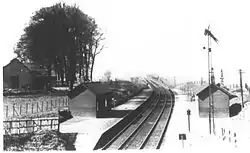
[1,0,250,84]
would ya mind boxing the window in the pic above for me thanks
[105,99,107,107]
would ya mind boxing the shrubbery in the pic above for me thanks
[4,130,77,151]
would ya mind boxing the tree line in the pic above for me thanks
[15,3,105,90]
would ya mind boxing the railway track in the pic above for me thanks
[101,90,174,150]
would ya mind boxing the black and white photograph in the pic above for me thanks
[1,0,250,152]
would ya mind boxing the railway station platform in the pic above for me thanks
[162,94,250,152]
[59,88,153,150]
[112,88,153,111]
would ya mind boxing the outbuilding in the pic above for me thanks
[3,58,56,90]
[68,82,113,118]
[196,83,237,118]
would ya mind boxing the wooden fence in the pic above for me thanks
[3,117,59,135]
[4,97,69,119]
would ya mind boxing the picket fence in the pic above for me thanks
[4,97,69,119]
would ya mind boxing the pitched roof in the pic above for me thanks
[68,84,88,99]
[193,84,208,94]
[23,63,48,75]
[85,83,112,95]
[68,82,112,99]
[5,58,48,75]
[196,83,237,101]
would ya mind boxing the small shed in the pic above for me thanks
[3,58,56,90]
[68,82,113,118]
[196,83,237,118]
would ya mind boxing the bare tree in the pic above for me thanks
[90,32,105,81]
[103,70,112,82]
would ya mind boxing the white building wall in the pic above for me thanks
[69,89,97,117]
[199,90,230,118]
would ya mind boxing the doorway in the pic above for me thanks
[10,75,19,88]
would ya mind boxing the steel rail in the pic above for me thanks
[139,93,168,149]
[116,93,163,150]
[101,93,159,150]
[156,91,174,149]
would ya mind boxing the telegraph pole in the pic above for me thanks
[207,35,212,135]
[239,69,244,108]
[204,25,218,135]
[211,67,216,135]
[220,69,224,86]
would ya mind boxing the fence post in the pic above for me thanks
[26,103,28,114]
[67,97,69,109]
[18,121,20,134]
[221,128,223,139]
[4,121,6,135]
[37,102,39,113]
[25,120,28,133]
[229,130,231,143]
[12,104,19,117]
[234,132,237,147]
[46,101,48,111]
[42,101,44,112]
[40,119,42,130]
[6,106,8,118]
[51,100,53,111]
[20,105,22,115]
[50,119,53,129]
[33,120,35,133]
[32,103,34,114]
[13,104,15,116]
[58,109,60,132]
[10,121,12,134]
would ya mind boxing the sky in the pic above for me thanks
[1,0,250,85]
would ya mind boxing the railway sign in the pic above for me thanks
[187,109,191,132]
[179,134,186,148]
[179,134,186,140]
